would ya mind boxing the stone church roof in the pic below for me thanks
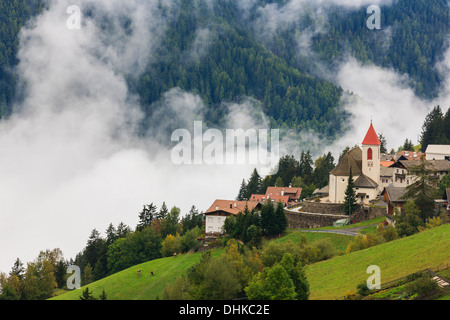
[330,147,363,176]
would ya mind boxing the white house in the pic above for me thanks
[203,200,261,234]
[426,145,450,161]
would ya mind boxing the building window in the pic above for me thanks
[368,148,373,160]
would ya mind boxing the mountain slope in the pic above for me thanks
[305,223,450,300]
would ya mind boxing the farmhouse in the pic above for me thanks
[203,200,261,234]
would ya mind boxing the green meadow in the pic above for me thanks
[305,223,450,300]
[52,222,449,300]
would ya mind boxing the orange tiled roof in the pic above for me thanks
[265,187,302,200]
[380,161,395,167]
[204,200,261,215]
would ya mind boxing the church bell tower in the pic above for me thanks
[361,121,381,187]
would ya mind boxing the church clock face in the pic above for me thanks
[368,161,374,167]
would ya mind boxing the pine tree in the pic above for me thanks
[402,138,415,151]
[246,169,262,199]
[116,222,131,238]
[260,201,277,236]
[99,289,107,300]
[157,202,169,220]
[79,287,97,300]
[9,258,24,280]
[343,169,358,216]
[378,133,387,154]
[137,203,157,231]
[275,201,288,234]
[443,107,450,143]
[420,106,445,152]
[236,179,248,201]
[105,223,117,246]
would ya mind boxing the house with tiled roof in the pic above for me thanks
[250,186,302,206]
[396,150,425,161]
[203,200,261,234]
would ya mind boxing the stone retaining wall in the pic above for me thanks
[285,202,387,229]
[285,211,347,229]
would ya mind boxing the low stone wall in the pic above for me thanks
[285,211,348,229]
[285,202,387,229]
[300,202,346,215]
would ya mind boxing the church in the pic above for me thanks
[328,121,382,204]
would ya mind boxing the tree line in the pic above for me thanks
[237,151,335,201]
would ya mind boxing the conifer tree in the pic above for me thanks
[137,203,157,231]
[420,106,445,152]
[343,169,358,216]
[275,201,288,234]
[157,202,169,220]
[236,179,248,201]
[246,169,262,198]
[9,258,24,280]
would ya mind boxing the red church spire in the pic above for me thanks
[362,121,381,145]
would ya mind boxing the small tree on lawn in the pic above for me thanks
[79,287,97,300]
[343,169,358,216]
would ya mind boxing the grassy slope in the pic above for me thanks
[304,223,450,300]
[272,230,354,252]
[51,249,223,300]
[52,222,449,301]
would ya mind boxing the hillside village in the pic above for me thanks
[203,121,450,236]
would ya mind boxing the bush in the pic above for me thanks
[310,239,336,262]
[356,281,371,297]
[404,275,438,298]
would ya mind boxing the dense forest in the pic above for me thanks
[0,0,44,117]
[1,0,449,141]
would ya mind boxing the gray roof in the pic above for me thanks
[383,186,407,203]
[330,147,362,176]
[380,166,393,177]
[313,185,329,195]
[399,160,450,172]
[425,144,450,155]
[354,174,378,188]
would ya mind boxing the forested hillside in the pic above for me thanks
[0,0,44,117]
[0,0,449,138]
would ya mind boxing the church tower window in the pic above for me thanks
[368,148,373,160]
